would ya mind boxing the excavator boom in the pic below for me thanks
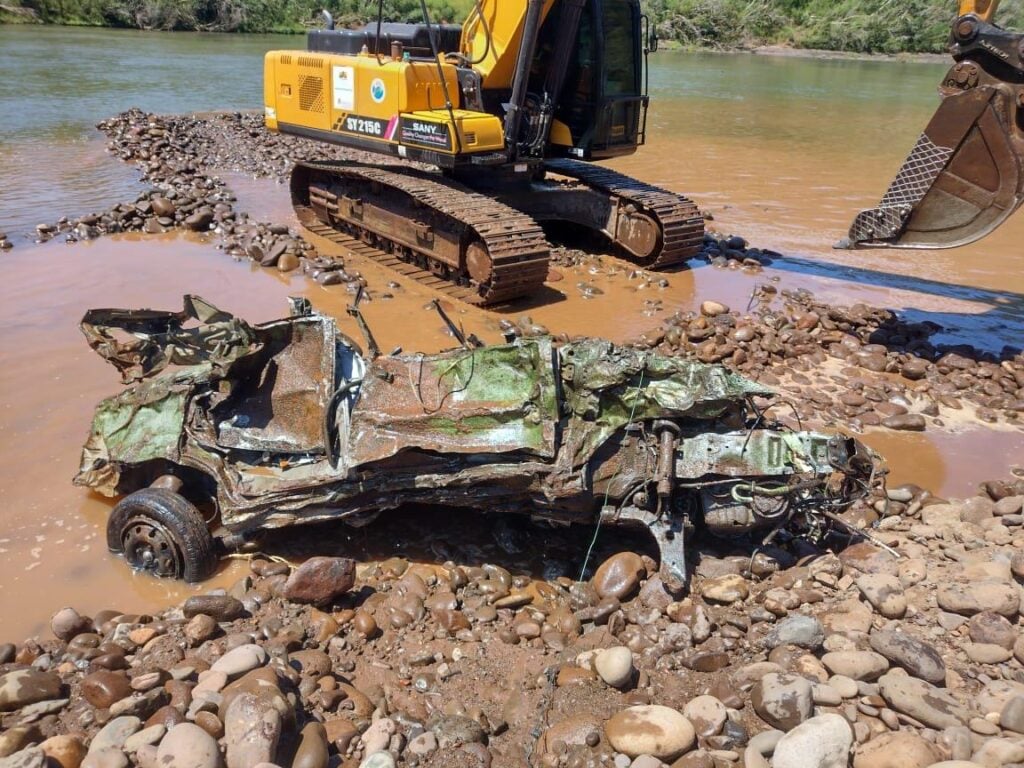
[845,0,1024,249]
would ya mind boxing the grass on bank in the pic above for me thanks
[2,0,1023,52]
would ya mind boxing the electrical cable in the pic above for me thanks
[577,363,647,582]
[418,0,464,154]
[373,0,385,65]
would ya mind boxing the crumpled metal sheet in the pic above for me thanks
[345,338,558,467]
[80,294,259,383]
[557,339,773,469]
[73,366,213,495]
[215,315,337,455]
[74,296,790,529]
[677,431,831,478]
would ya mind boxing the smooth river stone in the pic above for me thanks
[936,581,1019,617]
[820,651,889,682]
[156,724,221,768]
[0,748,46,768]
[594,646,633,689]
[750,673,813,731]
[852,731,942,768]
[182,595,245,622]
[762,615,824,651]
[0,670,63,711]
[877,673,970,729]
[292,722,329,768]
[591,552,646,600]
[604,705,695,760]
[868,629,946,685]
[81,671,133,709]
[38,734,87,768]
[211,644,267,677]
[683,695,727,737]
[88,717,141,755]
[282,557,356,605]
[772,714,852,768]
[224,693,281,768]
[855,574,906,618]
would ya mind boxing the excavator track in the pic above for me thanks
[292,161,550,306]
[544,158,705,269]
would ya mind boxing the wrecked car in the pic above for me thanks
[74,295,878,589]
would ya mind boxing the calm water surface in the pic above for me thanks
[0,26,294,236]
[0,25,1022,639]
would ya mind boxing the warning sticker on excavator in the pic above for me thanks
[332,66,354,111]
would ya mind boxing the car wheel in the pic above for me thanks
[107,488,217,582]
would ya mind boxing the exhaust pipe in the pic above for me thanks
[322,9,335,30]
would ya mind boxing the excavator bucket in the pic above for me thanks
[844,5,1024,249]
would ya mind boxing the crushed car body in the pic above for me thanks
[75,295,879,588]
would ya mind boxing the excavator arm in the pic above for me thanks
[959,0,1000,23]
[844,0,1023,249]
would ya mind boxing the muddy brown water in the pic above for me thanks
[1,27,1023,640]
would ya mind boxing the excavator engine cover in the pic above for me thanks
[846,13,1023,249]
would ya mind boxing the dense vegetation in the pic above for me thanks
[2,0,1023,53]
[0,0,475,33]
[649,0,1024,53]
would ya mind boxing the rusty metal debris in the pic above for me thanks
[75,296,880,587]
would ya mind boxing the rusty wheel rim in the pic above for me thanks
[122,516,183,578]
[465,241,492,285]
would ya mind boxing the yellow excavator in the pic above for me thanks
[263,0,1023,304]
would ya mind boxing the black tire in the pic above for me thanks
[107,488,217,582]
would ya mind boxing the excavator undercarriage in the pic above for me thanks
[265,0,715,305]
[291,158,705,305]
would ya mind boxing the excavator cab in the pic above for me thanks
[845,0,1023,249]
[541,0,647,159]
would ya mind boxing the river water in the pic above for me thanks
[1,26,1022,639]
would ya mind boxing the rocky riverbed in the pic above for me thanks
[3,476,1024,768]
